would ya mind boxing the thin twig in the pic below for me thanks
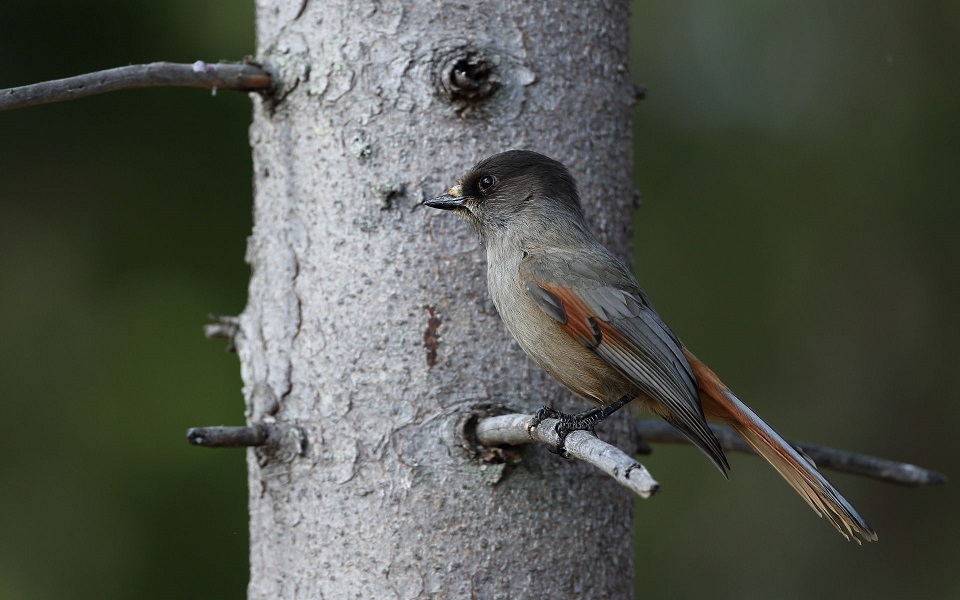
[475,414,660,499]
[203,314,239,340]
[631,419,947,487]
[204,314,240,352]
[0,61,272,111]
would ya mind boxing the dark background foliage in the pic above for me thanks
[1,2,956,598]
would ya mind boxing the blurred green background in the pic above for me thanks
[0,1,956,598]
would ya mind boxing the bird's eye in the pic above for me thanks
[478,175,496,192]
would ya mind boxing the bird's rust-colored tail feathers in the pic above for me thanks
[683,349,878,543]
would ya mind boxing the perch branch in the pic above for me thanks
[474,413,944,496]
[475,414,660,499]
[630,419,946,487]
[0,61,272,111]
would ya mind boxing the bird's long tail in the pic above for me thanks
[682,349,878,543]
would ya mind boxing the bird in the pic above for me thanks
[423,149,877,543]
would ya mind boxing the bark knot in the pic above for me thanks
[435,48,500,114]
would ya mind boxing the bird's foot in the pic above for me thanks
[528,406,607,458]
[528,395,635,457]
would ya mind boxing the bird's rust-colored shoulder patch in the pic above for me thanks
[530,281,603,349]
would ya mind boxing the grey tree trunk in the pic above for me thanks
[240,1,637,597]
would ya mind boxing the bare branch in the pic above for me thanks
[475,414,660,499]
[0,61,272,111]
[187,425,266,448]
[187,424,307,466]
[631,419,947,487]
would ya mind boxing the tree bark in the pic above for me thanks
[241,1,636,597]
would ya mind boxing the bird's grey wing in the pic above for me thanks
[521,251,728,473]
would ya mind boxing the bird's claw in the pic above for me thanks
[529,405,605,457]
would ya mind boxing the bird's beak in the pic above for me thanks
[423,185,467,210]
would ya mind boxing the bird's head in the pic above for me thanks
[424,150,584,243]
